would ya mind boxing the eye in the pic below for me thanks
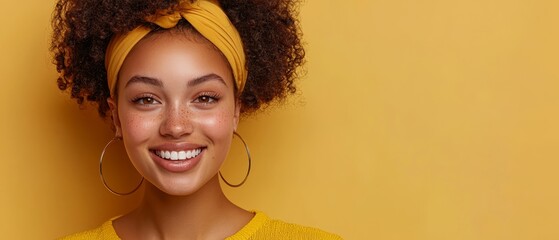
[197,95,215,103]
[132,96,161,105]
[194,93,220,104]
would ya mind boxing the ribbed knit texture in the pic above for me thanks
[59,212,342,239]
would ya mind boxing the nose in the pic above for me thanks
[159,105,193,139]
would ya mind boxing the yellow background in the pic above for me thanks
[1,0,558,239]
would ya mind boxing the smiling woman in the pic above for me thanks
[112,31,239,197]
[50,0,341,239]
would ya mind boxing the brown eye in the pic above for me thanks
[143,97,155,104]
[194,94,219,104]
[132,96,160,105]
[198,96,211,103]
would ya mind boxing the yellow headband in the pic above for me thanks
[105,0,247,96]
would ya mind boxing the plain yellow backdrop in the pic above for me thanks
[1,0,558,239]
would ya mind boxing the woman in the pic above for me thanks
[51,0,341,239]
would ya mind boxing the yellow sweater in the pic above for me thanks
[59,212,342,239]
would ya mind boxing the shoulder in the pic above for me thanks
[230,212,342,240]
[259,218,343,240]
[60,213,342,240]
[58,219,119,240]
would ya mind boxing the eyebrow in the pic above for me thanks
[188,73,227,87]
[124,74,227,89]
[125,76,163,88]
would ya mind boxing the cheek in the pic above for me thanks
[119,110,160,144]
[196,108,236,143]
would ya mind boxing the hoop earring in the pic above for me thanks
[99,137,144,196]
[219,132,251,187]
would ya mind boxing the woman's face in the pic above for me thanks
[109,31,240,196]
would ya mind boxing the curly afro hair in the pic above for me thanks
[51,0,305,118]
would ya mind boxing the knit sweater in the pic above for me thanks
[59,212,342,239]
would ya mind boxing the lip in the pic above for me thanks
[149,143,206,173]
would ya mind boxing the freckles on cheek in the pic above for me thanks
[121,112,160,142]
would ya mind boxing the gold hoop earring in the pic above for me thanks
[99,137,144,196]
[219,132,251,187]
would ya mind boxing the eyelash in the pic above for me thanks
[194,92,221,104]
[131,94,160,105]
[129,93,220,106]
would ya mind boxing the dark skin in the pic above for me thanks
[114,178,252,239]
[108,30,252,239]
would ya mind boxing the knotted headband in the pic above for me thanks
[105,0,247,96]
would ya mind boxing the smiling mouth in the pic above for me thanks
[154,148,203,161]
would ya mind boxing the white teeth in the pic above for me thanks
[156,149,202,161]
[178,151,186,159]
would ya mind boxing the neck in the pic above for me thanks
[116,175,253,239]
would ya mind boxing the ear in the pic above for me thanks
[233,100,241,131]
[107,97,123,138]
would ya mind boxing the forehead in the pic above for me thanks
[117,30,233,89]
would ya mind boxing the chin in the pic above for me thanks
[148,174,219,197]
